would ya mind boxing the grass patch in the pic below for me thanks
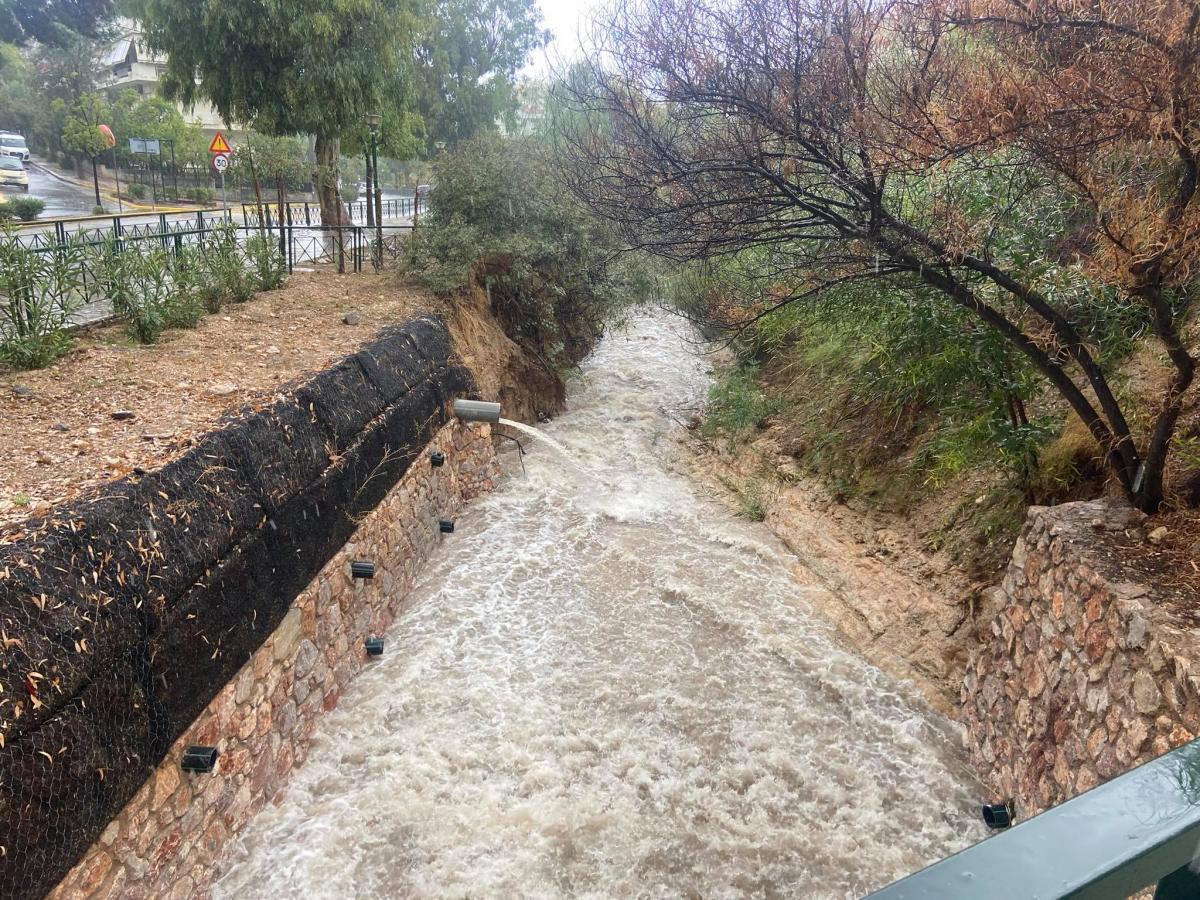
[718,474,770,521]
[701,364,781,449]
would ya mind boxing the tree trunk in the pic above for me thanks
[277,177,288,264]
[247,137,266,236]
[314,132,347,227]
[90,157,101,208]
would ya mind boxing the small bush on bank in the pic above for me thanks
[0,227,83,368]
[188,187,214,203]
[128,183,146,200]
[718,475,770,521]
[245,234,286,291]
[701,364,782,449]
[407,135,654,368]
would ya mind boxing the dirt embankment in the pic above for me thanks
[689,428,991,716]
[692,421,1200,718]
[0,272,581,532]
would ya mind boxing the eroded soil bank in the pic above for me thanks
[688,431,987,717]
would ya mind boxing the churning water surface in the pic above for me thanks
[213,313,983,899]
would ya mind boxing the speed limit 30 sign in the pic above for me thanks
[211,153,230,173]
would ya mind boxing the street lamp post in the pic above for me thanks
[362,114,381,267]
[365,113,383,267]
[363,144,375,228]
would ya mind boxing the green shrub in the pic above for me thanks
[701,364,781,449]
[98,242,205,343]
[0,227,84,368]
[100,243,171,343]
[408,135,649,368]
[162,252,205,329]
[128,183,146,200]
[188,187,214,203]
[0,197,45,221]
[245,234,285,291]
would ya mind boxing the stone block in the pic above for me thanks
[272,607,304,662]
[1132,671,1162,716]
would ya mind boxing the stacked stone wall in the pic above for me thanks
[48,420,499,899]
[963,500,1199,816]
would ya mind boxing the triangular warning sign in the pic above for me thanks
[208,132,232,154]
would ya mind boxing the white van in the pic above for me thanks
[0,133,30,164]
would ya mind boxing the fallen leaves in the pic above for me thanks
[0,272,430,532]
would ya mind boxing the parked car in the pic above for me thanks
[0,133,30,164]
[0,157,29,191]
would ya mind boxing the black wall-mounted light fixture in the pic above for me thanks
[981,802,1014,830]
[439,520,455,534]
[181,746,219,773]
[365,637,385,656]
[351,560,375,579]
[429,451,446,468]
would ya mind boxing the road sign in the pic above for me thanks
[208,132,232,154]
[211,153,231,173]
[129,138,160,155]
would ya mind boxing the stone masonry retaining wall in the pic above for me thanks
[48,420,500,900]
[962,500,1199,817]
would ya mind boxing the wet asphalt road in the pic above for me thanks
[16,162,99,217]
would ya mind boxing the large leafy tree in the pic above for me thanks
[0,0,112,46]
[413,0,547,152]
[0,35,96,153]
[130,0,417,224]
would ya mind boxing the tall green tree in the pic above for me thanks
[413,0,547,151]
[0,0,112,46]
[61,93,110,207]
[131,0,416,224]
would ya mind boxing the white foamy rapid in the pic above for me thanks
[213,314,983,899]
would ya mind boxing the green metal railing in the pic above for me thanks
[868,739,1200,899]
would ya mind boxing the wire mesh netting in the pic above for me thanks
[0,316,472,899]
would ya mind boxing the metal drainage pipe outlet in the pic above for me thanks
[452,399,502,423]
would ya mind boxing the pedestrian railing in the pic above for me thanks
[241,196,424,228]
[17,215,412,278]
[867,738,1200,899]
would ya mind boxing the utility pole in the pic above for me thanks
[364,145,375,228]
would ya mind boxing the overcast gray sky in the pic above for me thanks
[531,0,605,74]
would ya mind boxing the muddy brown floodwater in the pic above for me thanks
[213,312,984,899]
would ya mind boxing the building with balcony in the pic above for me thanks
[97,22,227,134]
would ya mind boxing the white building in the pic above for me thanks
[97,22,227,134]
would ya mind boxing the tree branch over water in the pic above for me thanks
[555,0,1199,512]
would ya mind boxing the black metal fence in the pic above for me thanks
[8,213,415,332]
[18,213,414,278]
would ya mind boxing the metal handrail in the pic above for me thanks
[867,739,1200,899]
[241,196,424,228]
